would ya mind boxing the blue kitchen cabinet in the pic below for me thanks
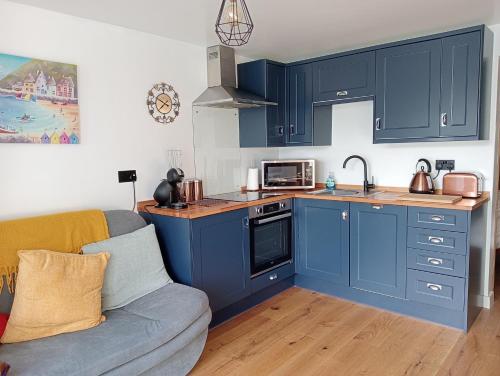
[374,30,484,143]
[142,209,252,314]
[238,60,331,147]
[237,26,486,147]
[295,199,350,285]
[287,64,313,145]
[312,52,375,102]
[440,31,482,138]
[349,203,407,298]
[238,60,287,147]
[374,40,442,142]
[191,209,251,312]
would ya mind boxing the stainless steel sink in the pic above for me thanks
[307,189,378,197]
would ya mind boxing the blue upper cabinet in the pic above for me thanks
[295,199,350,285]
[238,26,486,147]
[238,60,287,147]
[312,52,375,102]
[374,29,484,143]
[288,64,313,145]
[350,203,407,298]
[440,32,482,138]
[266,63,287,146]
[191,209,251,312]
[374,40,442,142]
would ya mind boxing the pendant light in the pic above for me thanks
[215,0,254,46]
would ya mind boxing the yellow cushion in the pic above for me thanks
[1,250,110,344]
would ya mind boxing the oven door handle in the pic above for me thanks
[254,212,292,225]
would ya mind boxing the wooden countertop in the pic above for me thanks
[138,186,489,219]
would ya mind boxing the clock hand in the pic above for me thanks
[157,98,168,107]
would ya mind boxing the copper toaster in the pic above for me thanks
[442,172,484,198]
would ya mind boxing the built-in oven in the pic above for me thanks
[249,199,292,277]
[261,160,315,190]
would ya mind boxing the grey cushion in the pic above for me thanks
[104,210,146,237]
[0,283,211,376]
[82,225,172,311]
[104,323,209,376]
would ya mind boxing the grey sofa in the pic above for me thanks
[0,210,211,375]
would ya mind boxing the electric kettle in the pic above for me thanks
[409,159,435,194]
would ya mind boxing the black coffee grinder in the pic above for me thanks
[153,168,188,209]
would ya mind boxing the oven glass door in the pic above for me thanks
[250,212,292,277]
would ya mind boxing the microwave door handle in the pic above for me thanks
[255,212,292,225]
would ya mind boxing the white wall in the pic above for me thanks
[279,100,495,190]
[0,1,206,219]
[280,24,500,305]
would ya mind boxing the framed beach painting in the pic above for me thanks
[0,53,79,144]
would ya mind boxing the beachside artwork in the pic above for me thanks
[0,52,79,144]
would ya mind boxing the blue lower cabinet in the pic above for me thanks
[407,248,466,278]
[142,208,294,325]
[349,203,407,298]
[251,262,295,294]
[407,269,465,311]
[407,227,467,255]
[295,199,350,285]
[144,197,482,331]
[191,209,251,312]
[408,206,469,232]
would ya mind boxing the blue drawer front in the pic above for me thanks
[250,262,294,294]
[407,227,467,255]
[407,269,465,311]
[408,207,468,232]
[407,248,466,277]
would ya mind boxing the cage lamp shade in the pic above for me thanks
[215,0,254,46]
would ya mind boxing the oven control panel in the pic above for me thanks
[249,199,291,219]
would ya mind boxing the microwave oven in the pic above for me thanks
[261,160,315,190]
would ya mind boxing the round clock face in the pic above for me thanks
[147,83,180,124]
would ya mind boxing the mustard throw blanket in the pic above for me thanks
[0,210,109,293]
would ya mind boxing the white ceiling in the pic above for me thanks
[8,0,500,62]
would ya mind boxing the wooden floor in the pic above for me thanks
[191,270,500,375]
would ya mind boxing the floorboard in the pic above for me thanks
[191,273,500,376]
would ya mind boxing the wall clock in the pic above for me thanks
[147,83,180,124]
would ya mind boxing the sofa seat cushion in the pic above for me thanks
[0,283,210,376]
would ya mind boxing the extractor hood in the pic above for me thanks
[193,45,277,109]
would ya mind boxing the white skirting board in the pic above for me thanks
[473,291,494,309]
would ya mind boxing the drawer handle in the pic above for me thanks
[428,236,444,244]
[430,215,445,222]
[372,205,383,210]
[426,283,443,291]
[269,273,278,281]
[427,257,444,266]
[337,90,348,96]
